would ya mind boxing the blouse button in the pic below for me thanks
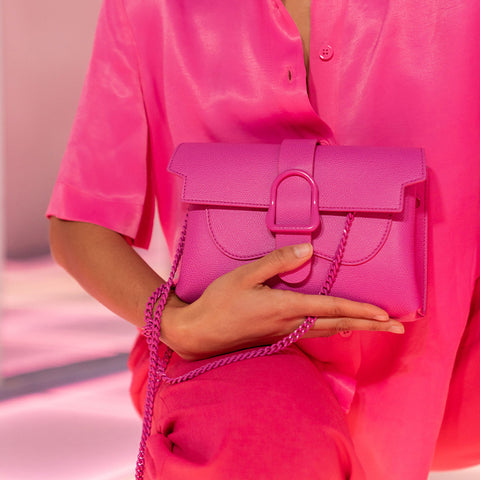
[339,330,352,338]
[319,45,334,61]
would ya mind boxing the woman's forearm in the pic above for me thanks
[49,217,164,329]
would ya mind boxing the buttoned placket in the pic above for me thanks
[307,0,342,124]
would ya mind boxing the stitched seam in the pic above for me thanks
[169,167,422,211]
[206,210,271,259]
[55,180,146,207]
[206,209,393,264]
[420,177,428,314]
[322,217,392,265]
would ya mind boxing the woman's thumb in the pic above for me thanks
[236,243,313,286]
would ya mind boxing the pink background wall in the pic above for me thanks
[2,0,102,258]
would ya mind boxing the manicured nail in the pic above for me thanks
[373,314,389,321]
[293,243,312,258]
[389,324,405,334]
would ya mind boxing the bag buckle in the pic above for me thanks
[266,169,320,233]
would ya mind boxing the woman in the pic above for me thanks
[47,1,480,478]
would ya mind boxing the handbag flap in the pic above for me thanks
[168,142,426,213]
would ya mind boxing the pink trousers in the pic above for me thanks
[130,337,366,480]
[129,281,480,479]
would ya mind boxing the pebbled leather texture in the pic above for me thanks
[168,139,427,321]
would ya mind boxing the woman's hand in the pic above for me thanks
[160,243,404,361]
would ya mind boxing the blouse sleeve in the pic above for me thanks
[46,0,154,248]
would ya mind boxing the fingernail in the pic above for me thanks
[373,314,389,321]
[293,243,312,258]
[389,324,405,334]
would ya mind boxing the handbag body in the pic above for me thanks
[168,139,427,321]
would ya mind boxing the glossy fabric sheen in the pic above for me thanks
[169,140,427,319]
[47,1,480,478]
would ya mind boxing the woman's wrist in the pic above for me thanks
[157,293,200,360]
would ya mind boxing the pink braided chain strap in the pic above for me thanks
[135,212,355,479]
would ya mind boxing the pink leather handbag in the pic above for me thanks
[135,139,427,479]
[168,139,427,321]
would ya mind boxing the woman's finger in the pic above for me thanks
[267,288,390,322]
[232,243,313,286]
[308,316,404,335]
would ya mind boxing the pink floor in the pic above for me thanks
[0,256,142,480]
[0,254,479,479]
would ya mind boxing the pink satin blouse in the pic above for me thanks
[47,1,480,478]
